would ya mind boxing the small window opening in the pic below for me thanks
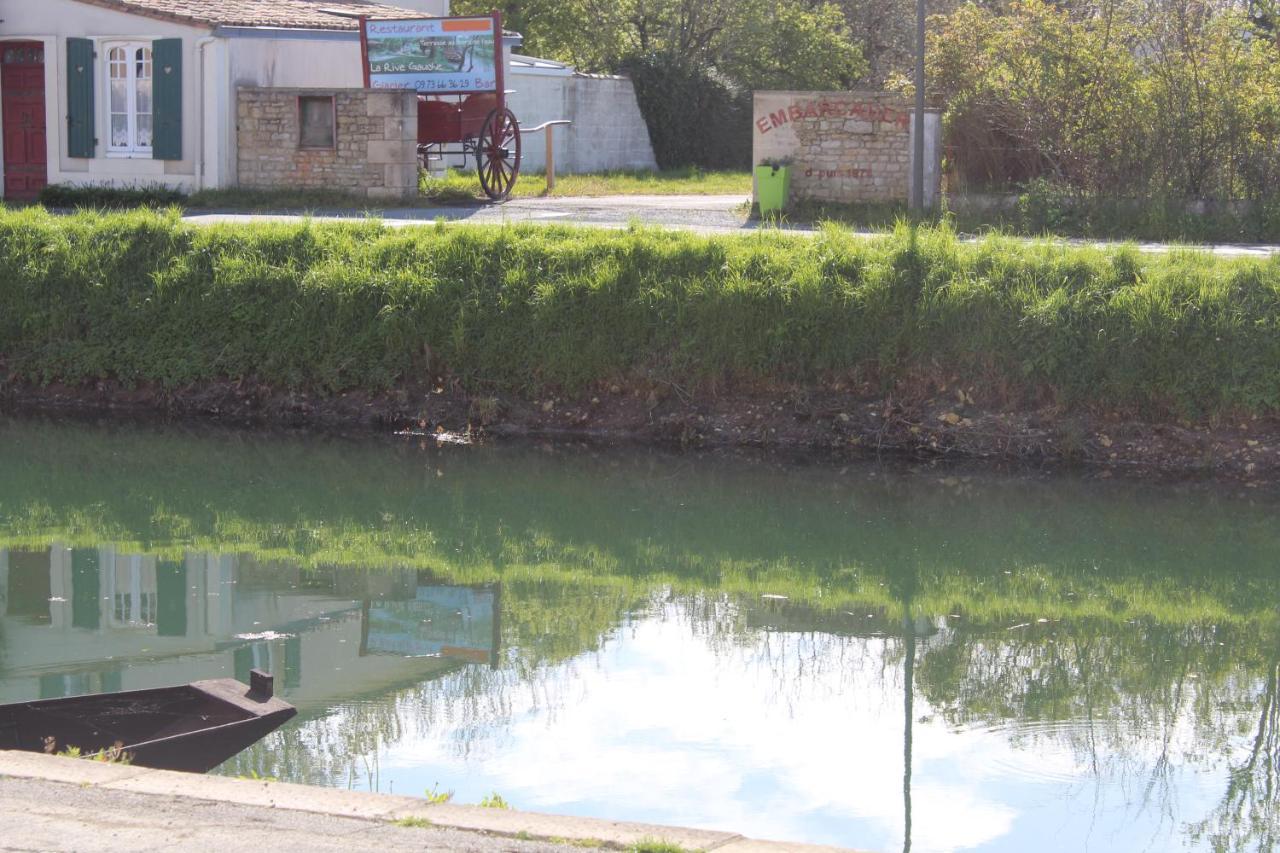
[298,95,336,149]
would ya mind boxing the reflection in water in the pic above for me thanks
[0,546,496,709]
[1,417,1280,851]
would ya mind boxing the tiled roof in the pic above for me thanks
[71,0,431,30]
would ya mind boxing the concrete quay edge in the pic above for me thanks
[0,750,868,852]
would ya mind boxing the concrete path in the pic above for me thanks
[185,193,760,236]
[181,193,1280,257]
[0,751,862,853]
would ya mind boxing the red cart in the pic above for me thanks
[361,12,521,200]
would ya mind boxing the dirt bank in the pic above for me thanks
[4,377,1279,484]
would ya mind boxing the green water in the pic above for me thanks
[1,417,1277,852]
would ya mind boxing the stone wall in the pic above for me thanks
[752,91,941,207]
[236,88,418,201]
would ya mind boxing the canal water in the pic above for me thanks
[0,417,1276,852]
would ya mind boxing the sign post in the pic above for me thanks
[912,0,926,213]
[358,13,521,201]
[360,14,500,94]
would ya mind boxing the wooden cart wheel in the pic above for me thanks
[476,107,521,201]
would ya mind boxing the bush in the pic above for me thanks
[928,1,1280,202]
[2,208,1280,417]
[620,56,752,170]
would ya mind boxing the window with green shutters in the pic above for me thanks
[151,38,181,160]
[66,38,95,158]
[105,43,152,155]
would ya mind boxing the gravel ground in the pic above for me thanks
[0,777,584,853]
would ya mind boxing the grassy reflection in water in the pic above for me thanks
[0,417,1277,633]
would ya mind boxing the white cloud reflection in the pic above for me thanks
[371,615,1103,852]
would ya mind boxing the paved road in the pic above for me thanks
[185,193,760,235]
[0,777,581,853]
[182,193,1280,257]
[0,751,854,853]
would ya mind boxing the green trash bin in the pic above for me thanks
[755,164,792,215]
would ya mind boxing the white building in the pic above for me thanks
[0,0,655,201]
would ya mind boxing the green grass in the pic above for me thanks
[185,187,371,211]
[36,169,750,214]
[392,816,434,828]
[778,192,1280,245]
[628,840,692,853]
[3,207,1280,420]
[551,838,605,848]
[36,183,370,212]
[420,167,750,201]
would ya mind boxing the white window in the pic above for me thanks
[105,43,152,156]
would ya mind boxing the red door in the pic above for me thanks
[2,42,47,201]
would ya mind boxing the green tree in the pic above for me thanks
[458,0,864,89]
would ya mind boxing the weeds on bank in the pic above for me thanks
[550,838,605,848]
[423,783,454,804]
[478,791,511,809]
[43,737,133,765]
[629,840,695,853]
[393,816,434,828]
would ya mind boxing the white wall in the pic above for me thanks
[379,0,450,15]
[228,36,363,89]
[506,71,656,174]
[0,0,214,192]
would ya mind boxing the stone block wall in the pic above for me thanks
[753,91,941,207]
[237,88,419,201]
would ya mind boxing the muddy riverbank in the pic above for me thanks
[5,378,1277,484]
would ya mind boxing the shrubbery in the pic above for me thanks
[620,58,752,170]
[38,183,186,209]
[926,0,1280,202]
[2,208,1280,417]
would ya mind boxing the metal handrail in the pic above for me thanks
[517,120,572,189]
[521,119,572,133]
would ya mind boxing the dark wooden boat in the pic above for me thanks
[0,670,296,773]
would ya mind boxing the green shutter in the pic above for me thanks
[152,38,182,160]
[66,38,95,158]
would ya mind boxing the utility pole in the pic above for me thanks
[912,0,926,214]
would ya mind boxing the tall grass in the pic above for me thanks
[2,207,1280,416]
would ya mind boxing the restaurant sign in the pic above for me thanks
[361,16,499,93]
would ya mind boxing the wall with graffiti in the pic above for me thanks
[752,91,941,206]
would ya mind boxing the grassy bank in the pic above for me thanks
[2,207,1279,419]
